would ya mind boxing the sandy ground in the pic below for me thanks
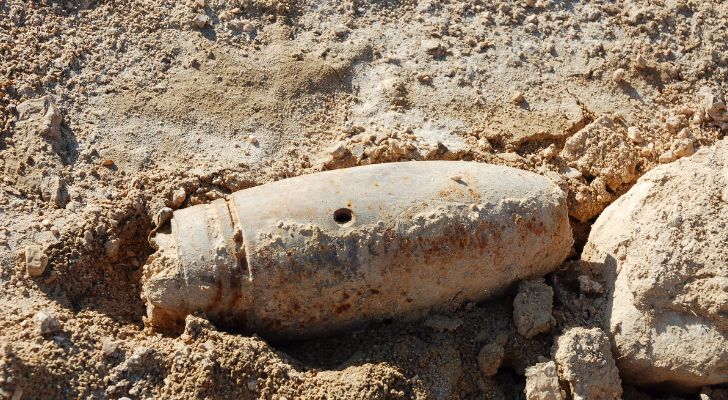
[1,0,726,399]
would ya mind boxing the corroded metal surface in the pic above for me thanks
[142,161,572,339]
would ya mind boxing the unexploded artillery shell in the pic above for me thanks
[142,161,572,339]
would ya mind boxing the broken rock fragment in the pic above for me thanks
[560,115,638,192]
[153,207,173,227]
[142,161,572,339]
[477,335,507,377]
[40,174,68,208]
[696,86,728,128]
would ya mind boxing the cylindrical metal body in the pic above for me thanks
[142,161,572,339]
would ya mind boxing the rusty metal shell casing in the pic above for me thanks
[142,161,572,339]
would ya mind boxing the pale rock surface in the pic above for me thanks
[33,311,61,336]
[583,139,728,389]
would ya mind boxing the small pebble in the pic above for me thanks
[563,167,582,179]
[612,68,626,83]
[578,275,604,294]
[333,25,349,38]
[218,10,234,22]
[634,54,648,69]
[541,144,558,159]
[248,135,258,145]
[192,14,211,29]
[330,144,348,159]
[44,271,59,284]
[421,39,445,57]
[101,338,119,356]
[25,245,48,277]
[105,239,120,259]
[34,311,61,335]
[171,187,187,209]
[101,159,114,167]
[478,341,505,377]
[677,105,694,116]
[659,150,676,164]
[450,175,462,182]
[512,91,524,105]
[672,138,694,158]
[665,115,683,132]
[626,126,643,143]
[154,207,174,227]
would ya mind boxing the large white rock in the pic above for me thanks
[582,139,728,389]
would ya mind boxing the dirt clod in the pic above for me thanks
[524,361,564,400]
[153,207,174,228]
[513,279,554,338]
[477,335,506,377]
[192,14,211,29]
[553,327,622,400]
